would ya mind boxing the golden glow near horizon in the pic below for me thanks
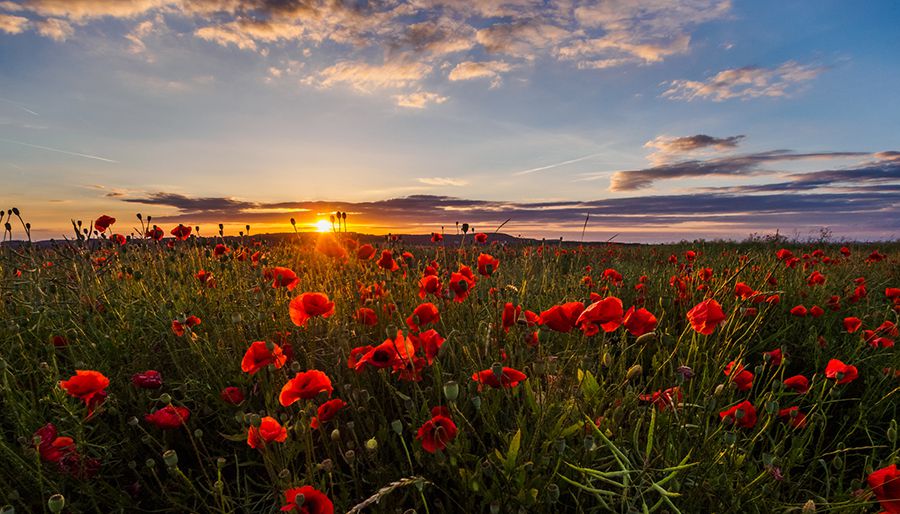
[315,219,332,233]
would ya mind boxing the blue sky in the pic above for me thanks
[1,0,898,241]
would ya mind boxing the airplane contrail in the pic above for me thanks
[0,97,39,116]
[0,137,117,163]
[512,152,605,176]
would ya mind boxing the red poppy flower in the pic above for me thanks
[411,329,446,364]
[289,292,335,327]
[417,274,441,299]
[376,250,399,271]
[724,361,754,391]
[638,387,682,411]
[777,406,807,429]
[623,306,658,337]
[354,331,415,371]
[220,386,245,404]
[809,305,824,318]
[196,270,215,287]
[825,359,858,384]
[472,367,528,388]
[310,398,347,429]
[354,307,378,326]
[247,416,288,448]
[576,297,623,335]
[719,400,757,428]
[843,317,862,333]
[776,248,794,261]
[406,302,440,332]
[416,414,458,453]
[94,215,116,233]
[540,302,585,333]
[171,224,191,240]
[281,486,334,513]
[60,370,109,406]
[867,464,900,514]
[501,303,521,332]
[763,348,783,366]
[734,282,754,299]
[279,370,333,407]
[783,375,810,393]
[269,267,299,290]
[146,225,164,240]
[145,405,190,430]
[357,244,376,260]
[887,287,900,299]
[431,232,443,242]
[171,315,201,336]
[474,233,488,243]
[449,269,476,303]
[477,253,499,276]
[241,341,287,374]
[33,424,75,464]
[790,305,808,317]
[806,271,826,286]
[686,299,727,335]
[50,335,68,347]
[132,370,163,389]
[110,233,126,245]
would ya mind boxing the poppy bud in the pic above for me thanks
[291,361,301,372]
[554,439,566,454]
[159,393,172,404]
[626,364,643,381]
[391,419,403,435]
[443,381,459,402]
[765,401,779,414]
[601,353,612,367]
[194,429,203,438]
[546,483,560,503]
[330,429,341,441]
[714,384,725,396]
[47,494,65,514]
[128,416,139,426]
[462,223,469,233]
[888,420,897,443]
[163,449,178,468]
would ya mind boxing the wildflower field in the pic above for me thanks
[1,214,898,514]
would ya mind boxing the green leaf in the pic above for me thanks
[505,428,522,473]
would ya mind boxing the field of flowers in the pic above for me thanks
[0,213,898,513]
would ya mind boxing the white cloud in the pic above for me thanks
[0,14,29,34]
[663,61,827,101]
[417,176,467,186]
[394,91,448,109]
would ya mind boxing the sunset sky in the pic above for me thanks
[1,0,898,242]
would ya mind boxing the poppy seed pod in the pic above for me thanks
[443,381,459,402]
[47,494,65,514]
[163,449,178,468]
[365,437,378,452]
[391,419,403,435]
[801,500,816,514]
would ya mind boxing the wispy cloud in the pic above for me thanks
[394,91,448,109]
[601,150,880,191]
[417,177,468,186]
[662,61,827,101]
[0,137,117,163]
[513,152,606,176]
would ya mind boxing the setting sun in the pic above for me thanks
[315,219,332,233]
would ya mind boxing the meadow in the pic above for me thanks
[0,213,898,513]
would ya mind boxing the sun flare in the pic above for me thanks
[315,219,332,233]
